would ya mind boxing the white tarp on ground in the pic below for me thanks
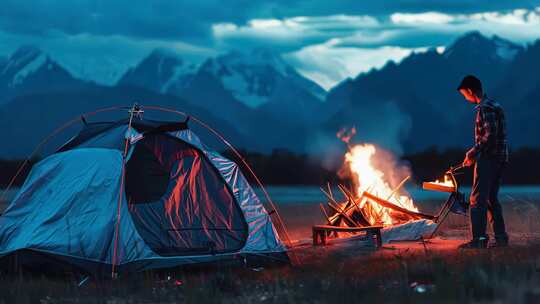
[318,220,438,247]
[381,219,437,244]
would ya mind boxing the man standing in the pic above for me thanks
[457,75,509,249]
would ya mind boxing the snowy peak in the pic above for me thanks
[145,48,184,67]
[226,48,291,75]
[208,48,291,77]
[443,31,523,62]
[118,48,198,93]
[199,51,281,108]
[199,49,325,108]
[0,46,84,104]
[1,46,54,87]
[444,31,489,55]
[9,45,42,65]
[0,46,49,87]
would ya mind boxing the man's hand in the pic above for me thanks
[462,149,476,167]
[462,156,474,167]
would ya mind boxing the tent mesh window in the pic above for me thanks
[125,134,248,256]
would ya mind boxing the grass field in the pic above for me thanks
[1,240,540,303]
[1,194,540,303]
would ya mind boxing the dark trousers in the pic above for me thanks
[469,156,508,241]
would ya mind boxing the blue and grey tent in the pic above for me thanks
[0,108,288,275]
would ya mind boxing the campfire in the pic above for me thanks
[344,144,421,226]
[315,140,442,245]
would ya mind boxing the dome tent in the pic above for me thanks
[0,105,288,276]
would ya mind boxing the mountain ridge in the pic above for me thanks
[322,31,532,153]
[1,32,539,158]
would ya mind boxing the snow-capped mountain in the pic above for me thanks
[2,32,539,157]
[443,31,523,63]
[0,46,85,104]
[119,47,327,112]
[323,31,528,153]
[55,55,131,86]
[197,48,326,108]
[117,47,329,146]
[1,46,48,87]
[117,48,198,93]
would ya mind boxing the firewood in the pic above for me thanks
[364,192,435,220]
[319,203,333,224]
[387,176,410,201]
[327,201,361,227]
[422,181,455,193]
[336,184,371,226]
[320,187,339,206]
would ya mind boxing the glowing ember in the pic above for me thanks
[336,127,357,145]
[422,174,456,193]
[435,175,454,186]
[344,144,419,226]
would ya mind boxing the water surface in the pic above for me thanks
[2,185,540,207]
[255,185,540,205]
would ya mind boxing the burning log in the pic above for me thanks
[337,185,371,226]
[327,201,362,227]
[321,184,372,227]
[422,182,455,193]
[363,192,435,220]
[386,176,410,201]
[423,173,456,193]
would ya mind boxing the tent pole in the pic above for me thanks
[110,104,140,278]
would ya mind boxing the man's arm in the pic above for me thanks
[466,107,497,161]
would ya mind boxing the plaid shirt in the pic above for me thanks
[466,95,509,163]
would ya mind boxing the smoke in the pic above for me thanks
[306,131,348,171]
[306,99,412,172]
[346,100,412,155]
[369,144,412,189]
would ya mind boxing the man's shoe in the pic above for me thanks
[458,238,488,249]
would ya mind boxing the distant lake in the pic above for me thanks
[254,185,540,205]
[2,186,540,207]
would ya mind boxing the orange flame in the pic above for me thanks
[422,174,456,193]
[344,144,419,226]
[432,175,454,187]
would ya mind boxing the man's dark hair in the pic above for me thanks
[457,75,483,96]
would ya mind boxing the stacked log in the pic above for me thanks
[319,177,435,233]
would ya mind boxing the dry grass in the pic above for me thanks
[2,243,540,303]
[1,198,540,303]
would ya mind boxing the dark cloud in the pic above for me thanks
[0,0,269,42]
[267,0,540,16]
[1,0,540,43]
[1,0,540,88]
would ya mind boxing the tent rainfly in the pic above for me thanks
[0,111,288,275]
